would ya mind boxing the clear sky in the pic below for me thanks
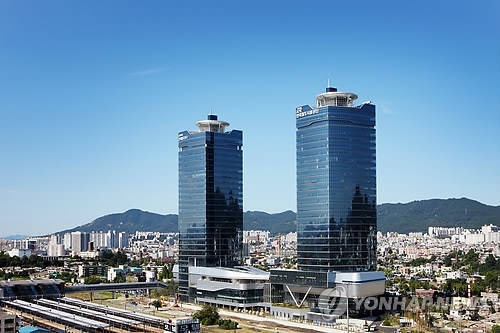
[1,1,499,236]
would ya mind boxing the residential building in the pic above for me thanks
[7,249,31,258]
[70,231,90,254]
[118,232,129,248]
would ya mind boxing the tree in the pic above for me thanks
[382,317,392,326]
[443,256,452,267]
[113,275,126,283]
[493,324,500,333]
[193,305,220,325]
[218,319,238,330]
[53,272,76,283]
[151,300,162,310]
[84,275,102,284]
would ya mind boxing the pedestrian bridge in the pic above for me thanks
[65,281,170,294]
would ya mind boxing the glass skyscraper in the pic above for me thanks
[296,85,377,272]
[177,115,243,300]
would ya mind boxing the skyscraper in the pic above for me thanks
[296,84,377,272]
[177,115,243,300]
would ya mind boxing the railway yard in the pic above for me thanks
[1,295,197,333]
[2,293,337,333]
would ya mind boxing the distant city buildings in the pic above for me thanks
[7,249,32,258]
[70,231,90,254]
[379,223,500,260]
[47,234,65,257]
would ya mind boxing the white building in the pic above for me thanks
[243,230,270,244]
[48,235,66,257]
[7,249,31,258]
[145,270,157,282]
[47,243,66,257]
[63,233,72,250]
[118,232,129,249]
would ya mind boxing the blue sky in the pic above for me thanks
[1,1,499,236]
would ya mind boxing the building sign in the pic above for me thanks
[165,318,200,333]
[296,107,319,118]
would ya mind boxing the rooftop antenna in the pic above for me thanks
[209,107,213,115]
[328,78,331,88]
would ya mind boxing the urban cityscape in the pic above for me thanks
[1,2,499,333]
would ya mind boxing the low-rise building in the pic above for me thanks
[0,310,17,333]
[188,266,269,310]
[145,270,157,282]
[7,249,32,258]
[78,265,108,278]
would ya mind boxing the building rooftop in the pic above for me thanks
[189,266,270,280]
[19,326,50,333]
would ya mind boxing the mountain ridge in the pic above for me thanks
[58,198,500,235]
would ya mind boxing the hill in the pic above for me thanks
[60,198,500,235]
[377,198,500,234]
[60,209,178,234]
[1,234,31,240]
[60,209,294,235]
[244,210,296,235]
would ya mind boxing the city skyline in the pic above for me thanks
[1,1,499,236]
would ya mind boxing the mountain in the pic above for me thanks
[60,209,295,235]
[60,198,500,235]
[244,210,297,235]
[1,234,31,240]
[377,198,500,234]
[59,209,178,234]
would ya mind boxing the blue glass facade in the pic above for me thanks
[178,116,243,300]
[296,88,377,272]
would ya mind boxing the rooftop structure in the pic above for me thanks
[18,326,49,333]
[195,114,230,132]
[315,85,358,107]
[0,279,64,300]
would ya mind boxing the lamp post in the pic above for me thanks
[342,281,353,333]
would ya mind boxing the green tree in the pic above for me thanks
[218,319,238,330]
[193,305,220,325]
[492,325,500,333]
[113,275,126,283]
[151,300,162,310]
[84,275,102,284]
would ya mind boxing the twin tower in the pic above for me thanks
[177,85,377,300]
